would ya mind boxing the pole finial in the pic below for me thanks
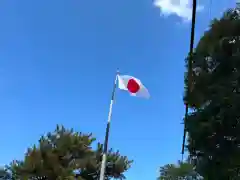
[116,68,120,75]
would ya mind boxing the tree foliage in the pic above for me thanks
[6,125,132,180]
[158,161,200,180]
[184,7,240,179]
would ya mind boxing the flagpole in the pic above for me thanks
[99,70,119,180]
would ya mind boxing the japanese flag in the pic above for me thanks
[117,75,150,99]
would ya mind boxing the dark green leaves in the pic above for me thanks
[184,7,240,180]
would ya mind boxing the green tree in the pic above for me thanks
[158,161,200,180]
[184,7,240,179]
[7,125,132,180]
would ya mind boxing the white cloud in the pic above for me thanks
[154,0,204,21]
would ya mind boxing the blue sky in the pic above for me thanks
[0,0,236,179]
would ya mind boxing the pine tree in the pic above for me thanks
[8,125,132,180]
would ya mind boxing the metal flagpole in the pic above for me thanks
[99,70,119,180]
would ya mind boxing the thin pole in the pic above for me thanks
[99,70,119,180]
[181,0,197,161]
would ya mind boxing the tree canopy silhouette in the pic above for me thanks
[184,7,240,179]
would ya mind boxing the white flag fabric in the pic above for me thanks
[117,75,150,99]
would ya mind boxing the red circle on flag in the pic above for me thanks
[127,79,140,93]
